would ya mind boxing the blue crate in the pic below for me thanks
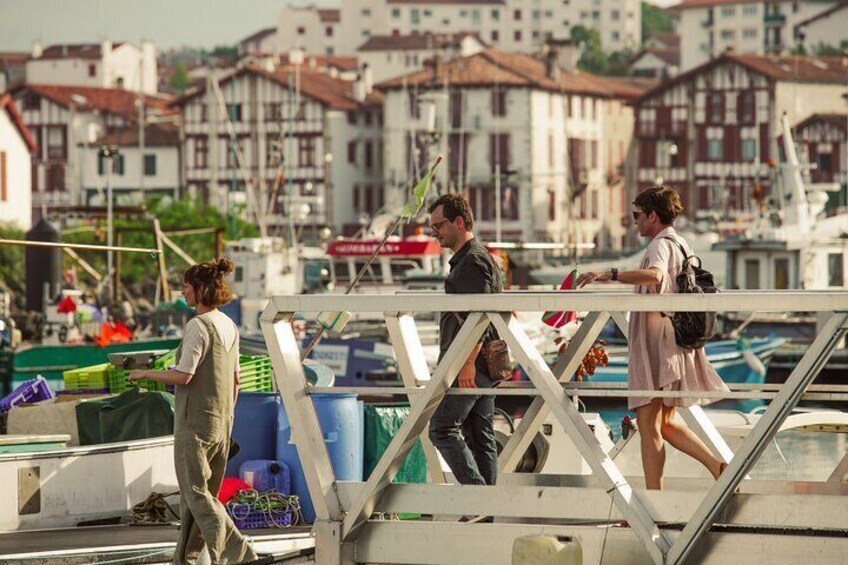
[229,507,293,530]
[1,377,54,412]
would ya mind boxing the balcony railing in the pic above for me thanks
[763,12,786,24]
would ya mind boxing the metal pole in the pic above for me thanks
[495,162,502,241]
[106,152,114,302]
[0,239,158,254]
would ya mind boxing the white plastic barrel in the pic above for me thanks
[512,534,583,565]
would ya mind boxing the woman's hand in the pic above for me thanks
[128,370,147,383]
[575,271,611,289]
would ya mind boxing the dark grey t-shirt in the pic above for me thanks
[439,237,503,386]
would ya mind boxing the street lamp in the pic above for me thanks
[98,144,120,302]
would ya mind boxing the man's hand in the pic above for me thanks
[575,271,611,289]
[457,364,477,388]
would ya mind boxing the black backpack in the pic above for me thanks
[661,237,718,350]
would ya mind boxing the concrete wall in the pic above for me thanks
[0,109,32,229]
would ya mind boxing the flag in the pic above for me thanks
[542,269,579,328]
[401,155,443,221]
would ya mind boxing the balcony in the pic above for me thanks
[701,16,714,28]
[763,12,786,25]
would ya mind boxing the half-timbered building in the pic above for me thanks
[175,65,383,237]
[633,53,847,223]
[791,113,847,211]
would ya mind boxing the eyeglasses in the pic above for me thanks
[632,211,644,221]
[429,219,451,232]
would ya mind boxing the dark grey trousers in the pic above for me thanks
[429,393,497,486]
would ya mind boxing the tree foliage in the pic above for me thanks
[169,62,190,93]
[641,1,675,42]
[0,222,25,300]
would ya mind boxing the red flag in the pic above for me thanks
[542,269,578,328]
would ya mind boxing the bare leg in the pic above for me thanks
[660,406,724,479]
[635,399,666,490]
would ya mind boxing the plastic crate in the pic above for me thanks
[63,363,111,390]
[107,367,166,393]
[1,377,54,412]
[228,507,293,530]
[56,388,110,396]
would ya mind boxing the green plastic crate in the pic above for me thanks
[63,363,111,390]
[107,367,166,393]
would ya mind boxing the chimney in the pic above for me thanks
[545,47,561,81]
[361,63,373,94]
[432,53,444,86]
[354,66,367,102]
[31,41,43,59]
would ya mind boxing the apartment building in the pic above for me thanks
[278,0,640,57]
[26,40,158,95]
[377,48,644,249]
[174,65,383,236]
[673,0,842,71]
[633,52,847,221]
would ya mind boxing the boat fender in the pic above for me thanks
[737,338,766,376]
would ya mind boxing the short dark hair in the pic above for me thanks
[428,193,474,230]
[633,185,684,225]
[184,257,235,307]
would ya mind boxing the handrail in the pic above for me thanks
[269,290,848,314]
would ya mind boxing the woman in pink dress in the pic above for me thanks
[576,186,729,489]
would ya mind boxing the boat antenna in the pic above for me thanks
[300,156,444,360]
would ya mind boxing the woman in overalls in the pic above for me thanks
[130,258,261,564]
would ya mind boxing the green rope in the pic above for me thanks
[226,488,301,528]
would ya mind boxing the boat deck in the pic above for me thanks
[0,523,314,564]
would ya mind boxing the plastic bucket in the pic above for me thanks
[276,393,363,523]
[227,392,279,476]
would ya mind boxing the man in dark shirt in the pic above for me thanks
[427,194,502,486]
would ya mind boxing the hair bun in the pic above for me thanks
[216,257,235,275]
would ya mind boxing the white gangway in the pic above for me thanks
[260,291,848,565]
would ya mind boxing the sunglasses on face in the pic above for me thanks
[632,211,645,220]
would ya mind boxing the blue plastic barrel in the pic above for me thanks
[227,392,279,476]
[276,393,363,523]
[239,459,291,494]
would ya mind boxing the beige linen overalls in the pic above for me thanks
[173,315,257,565]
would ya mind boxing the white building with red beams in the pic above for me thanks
[0,95,36,229]
[9,84,172,220]
[632,52,847,222]
[788,113,847,210]
[278,0,640,57]
[174,65,383,237]
[377,48,650,250]
[671,0,843,71]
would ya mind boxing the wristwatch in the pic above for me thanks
[610,268,619,282]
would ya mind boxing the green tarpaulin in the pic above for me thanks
[76,388,175,446]
[363,403,427,484]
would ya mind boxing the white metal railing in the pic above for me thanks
[259,291,848,565]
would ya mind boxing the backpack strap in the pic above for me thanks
[660,236,689,261]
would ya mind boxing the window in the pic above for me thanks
[113,154,125,175]
[347,140,357,164]
[707,92,724,124]
[708,139,723,161]
[326,47,335,55]
[828,253,844,287]
[492,90,507,117]
[514,30,522,41]
[548,189,556,221]
[266,102,282,122]
[639,109,656,136]
[235,266,244,283]
[450,91,463,128]
[721,6,736,16]
[47,125,66,160]
[88,64,96,77]
[46,165,65,192]
[743,4,757,15]
[611,31,620,41]
[742,139,757,161]
[720,29,736,40]
[411,9,420,24]
[774,258,790,289]
[23,92,39,111]
[611,10,620,20]
[361,8,370,16]
[743,28,757,39]
[391,8,400,18]
[364,140,373,170]
[532,9,540,20]
[144,154,156,176]
[347,111,356,125]
[326,26,334,37]
[739,91,755,124]
[744,259,760,289]
[226,139,242,169]
[297,26,305,35]
[514,9,522,20]
[424,9,431,16]
[226,103,242,122]
[489,133,510,172]
[200,103,208,122]
[298,136,316,167]
[194,136,208,168]
[0,152,6,202]
[491,9,499,20]
[408,90,420,119]
[491,30,500,41]
[266,134,281,166]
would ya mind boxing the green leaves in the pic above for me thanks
[401,156,443,222]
